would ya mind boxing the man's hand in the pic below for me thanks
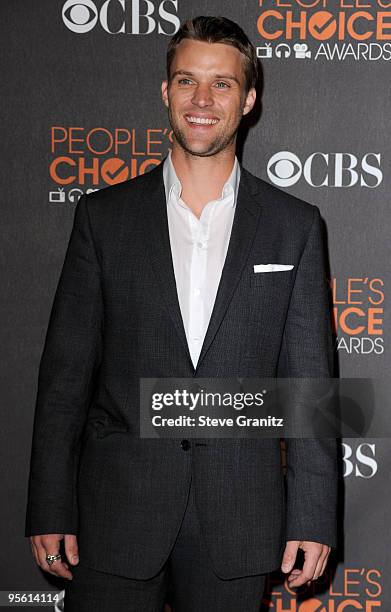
[281,540,330,587]
[30,534,79,580]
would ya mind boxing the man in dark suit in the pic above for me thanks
[26,16,338,611]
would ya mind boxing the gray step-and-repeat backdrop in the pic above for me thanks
[1,1,390,609]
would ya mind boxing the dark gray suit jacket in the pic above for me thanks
[25,159,338,579]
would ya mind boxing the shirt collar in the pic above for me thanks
[163,149,240,208]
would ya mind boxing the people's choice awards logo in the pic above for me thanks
[256,1,391,62]
[331,277,384,356]
[267,151,382,188]
[62,0,180,35]
[264,565,383,608]
[48,125,173,203]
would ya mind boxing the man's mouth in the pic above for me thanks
[184,115,220,126]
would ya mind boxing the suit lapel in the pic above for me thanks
[142,161,194,370]
[142,160,264,374]
[195,166,263,371]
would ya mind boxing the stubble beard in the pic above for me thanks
[168,106,242,158]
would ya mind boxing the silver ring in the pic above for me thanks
[46,553,62,566]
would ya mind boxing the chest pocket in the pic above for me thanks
[250,267,295,289]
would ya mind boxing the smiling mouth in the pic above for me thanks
[185,115,219,126]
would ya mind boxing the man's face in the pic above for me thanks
[161,39,256,157]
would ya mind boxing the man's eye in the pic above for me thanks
[178,78,192,85]
[215,82,229,88]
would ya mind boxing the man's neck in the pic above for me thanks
[170,145,236,218]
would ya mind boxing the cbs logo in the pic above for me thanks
[342,442,377,478]
[267,151,382,188]
[62,0,97,33]
[62,0,180,35]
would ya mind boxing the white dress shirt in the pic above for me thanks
[163,150,241,369]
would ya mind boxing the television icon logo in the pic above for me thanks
[257,44,272,59]
[49,188,66,203]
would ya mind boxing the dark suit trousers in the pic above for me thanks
[64,477,267,611]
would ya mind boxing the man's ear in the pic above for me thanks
[161,80,169,108]
[242,87,256,116]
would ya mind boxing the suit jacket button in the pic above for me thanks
[181,439,191,451]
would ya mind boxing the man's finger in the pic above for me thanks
[30,539,40,567]
[312,552,325,581]
[312,546,330,580]
[34,538,59,575]
[281,540,299,573]
[318,548,331,577]
[64,534,79,565]
[288,542,322,587]
[36,536,73,580]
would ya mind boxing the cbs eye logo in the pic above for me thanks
[267,150,382,188]
[62,0,180,35]
[62,0,98,33]
[267,151,302,187]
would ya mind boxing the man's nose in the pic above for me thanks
[191,84,214,108]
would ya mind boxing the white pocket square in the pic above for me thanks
[253,264,294,273]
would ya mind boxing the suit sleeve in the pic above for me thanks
[25,194,103,536]
[277,205,338,549]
